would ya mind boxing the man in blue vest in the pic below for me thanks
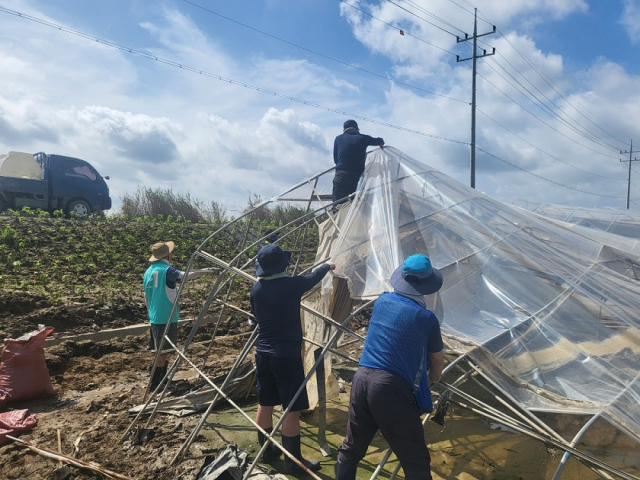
[336,254,445,480]
[332,119,384,206]
[143,241,213,390]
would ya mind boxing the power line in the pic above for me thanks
[381,0,461,37]
[476,108,626,181]
[475,68,620,160]
[389,2,622,185]
[0,5,624,202]
[344,2,626,197]
[483,52,620,152]
[339,1,459,56]
[444,0,477,17]
[181,0,466,103]
[629,165,640,200]
[492,28,628,148]
[381,1,623,189]
[476,146,626,199]
[471,8,628,149]
[455,36,619,157]
[393,0,466,35]
[0,6,468,147]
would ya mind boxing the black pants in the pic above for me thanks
[338,367,432,480]
[332,170,361,204]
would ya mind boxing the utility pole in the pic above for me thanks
[456,8,495,189]
[620,140,639,209]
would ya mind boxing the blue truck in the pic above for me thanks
[0,151,111,215]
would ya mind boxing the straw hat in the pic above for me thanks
[149,241,175,262]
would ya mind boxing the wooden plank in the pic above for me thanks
[43,315,227,348]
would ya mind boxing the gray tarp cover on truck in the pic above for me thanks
[324,146,640,441]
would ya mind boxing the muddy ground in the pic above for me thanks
[0,300,638,479]
[0,290,255,480]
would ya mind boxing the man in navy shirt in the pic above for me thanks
[332,119,384,205]
[250,244,335,473]
[336,254,445,480]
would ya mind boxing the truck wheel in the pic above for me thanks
[67,199,91,217]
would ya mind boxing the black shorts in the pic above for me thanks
[255,353,310,411]
[148,323,178,353]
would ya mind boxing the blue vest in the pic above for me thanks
[359,292,439,386]
[143,262,179,324]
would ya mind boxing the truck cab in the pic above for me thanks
[0,151,111,215]
[42,153,112,215]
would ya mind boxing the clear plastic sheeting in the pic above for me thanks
[514,199,640,239]
[328,147,640,440]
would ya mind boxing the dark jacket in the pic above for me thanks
[333,129,384,175]
[250,265,331,357]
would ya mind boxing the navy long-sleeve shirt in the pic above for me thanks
[250,264,331,358]
[333,130,384,175]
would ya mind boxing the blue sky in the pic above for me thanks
[1,0,639,213]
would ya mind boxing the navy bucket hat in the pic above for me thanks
[390,254,443,296]
[256,244,292,277]
[343,119,359,130]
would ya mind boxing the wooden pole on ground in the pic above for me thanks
[6,435,133,480]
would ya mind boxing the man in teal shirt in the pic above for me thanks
[143,240,213,390]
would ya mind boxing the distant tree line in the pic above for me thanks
[120,187,225,223]
[120,187,308,225]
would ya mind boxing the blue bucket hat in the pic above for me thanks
[256,244,292,277]
[390,254,443,296]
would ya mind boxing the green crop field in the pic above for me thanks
[0,207,319,340]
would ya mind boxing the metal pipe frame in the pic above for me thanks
[163,337,322,480]
[552,370,640,479]
[441,388,640,480]
[169,256,372,464]
[242,299,376,479]
[140,166,341,405]
[171,326,260,463]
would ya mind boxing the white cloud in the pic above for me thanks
[478,0,588,24]
[0,0,637,217]
[621,0,640,44]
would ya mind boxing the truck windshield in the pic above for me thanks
[59,158,98,181]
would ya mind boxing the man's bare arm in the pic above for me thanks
[178,268,216,281]
[428,350,444,383]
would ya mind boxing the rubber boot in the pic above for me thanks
[158,365,178,394]
[158,365,168,386]
[282,434,321,474]
[257,427,281,463]
[335,459,358,480]
[149,365,164,391]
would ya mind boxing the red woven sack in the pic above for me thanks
[0,409,38,445]
[0,327,56,405]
